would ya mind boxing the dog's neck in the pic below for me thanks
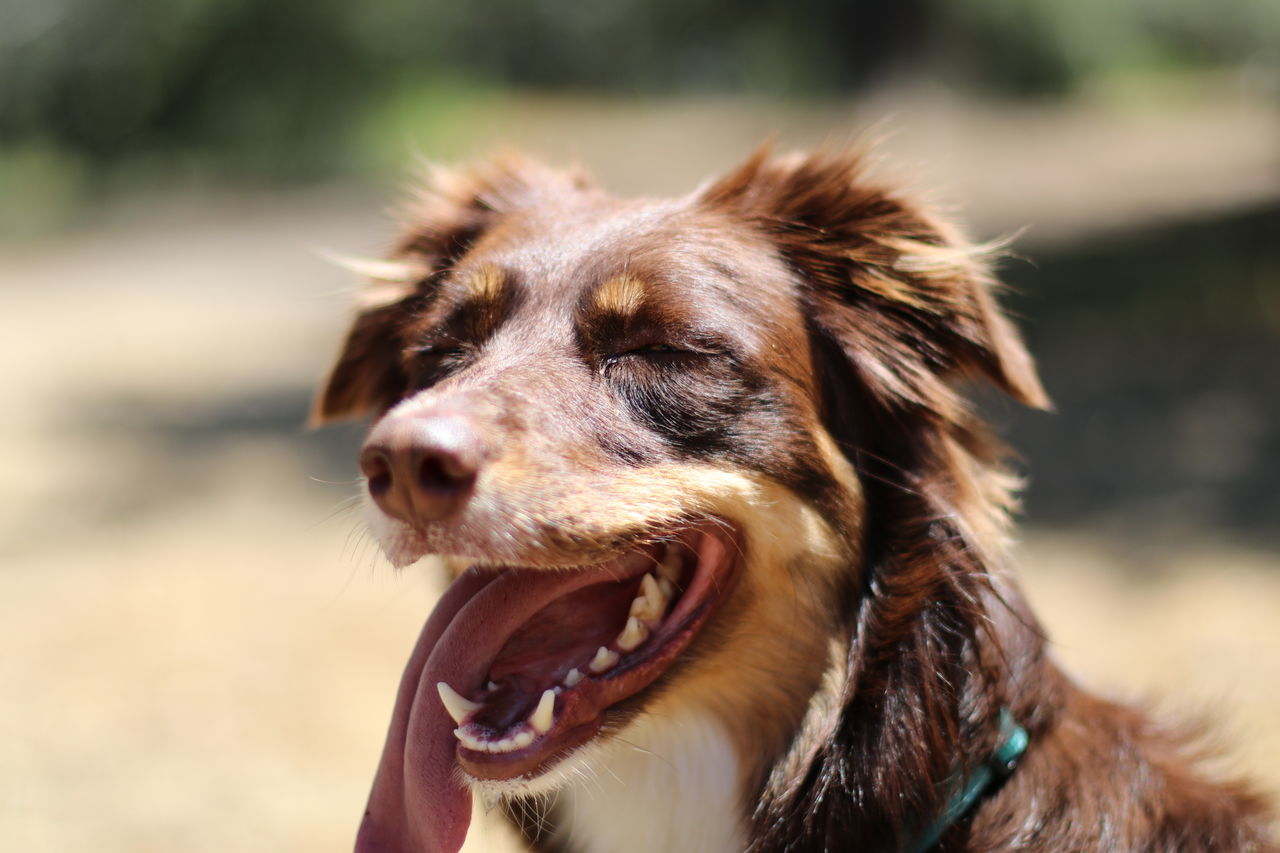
[747,551,1052,851]
[542,709,747,853]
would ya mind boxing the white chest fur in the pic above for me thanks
[550,710,746,853]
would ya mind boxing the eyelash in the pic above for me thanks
[410,343,464,357]
[409,338,726,377]
[603,343,718,371]
[407,341,471,382]
[627,343,681,355]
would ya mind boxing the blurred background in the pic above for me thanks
[1,1,1277,850]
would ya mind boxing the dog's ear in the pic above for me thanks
[312,153,591,424]
[700,148,1048,418]
[310,290,416,426]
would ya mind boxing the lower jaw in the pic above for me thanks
[459,717,602,781]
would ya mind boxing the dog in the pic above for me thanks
[313,149,1276,852]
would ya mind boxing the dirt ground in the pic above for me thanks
[2,92,1277,851]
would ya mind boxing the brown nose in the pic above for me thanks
[359,411,487,523]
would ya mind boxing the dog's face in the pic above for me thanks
[317,151,1045,852]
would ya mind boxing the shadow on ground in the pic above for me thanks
[996,201,1280,542]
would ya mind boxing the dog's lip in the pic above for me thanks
[444,521,741,782]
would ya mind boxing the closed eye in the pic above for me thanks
[605,344,710,370]
[628,343,684,356]
[408,342,470,362]
[407,341,473,385]
[409,343,465,356]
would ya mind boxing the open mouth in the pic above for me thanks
[356,519,740,852]
[442,522,737,773]
[442,522,739,780]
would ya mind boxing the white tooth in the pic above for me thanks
[437,682,480,725]
[616,616,648,651]
[563,668,583,687]
[589,646,620,673]
[657,577,676,600]
[486,680,498,692]
[513,730,535,748]
[530,689,555,734]
[454,728,487,751]
[641,573,665,608]
[629,573,666,622]
[490,737,515,753]
[628,577,661,622]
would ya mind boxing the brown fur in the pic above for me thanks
[316,148,1276,852]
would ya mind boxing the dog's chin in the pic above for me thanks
[374,514,741,796]
[465,728,615,805]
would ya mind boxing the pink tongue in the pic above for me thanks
[354,564,628,853]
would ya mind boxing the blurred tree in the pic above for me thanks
[0,0,1275,176]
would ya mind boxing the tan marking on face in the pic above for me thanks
[592,274,648,317]
[463,264,506,304]
[625,468,852,794]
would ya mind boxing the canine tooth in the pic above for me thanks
[616,616,648,651]
[589,646,620,673]
[437,682,480,724]
[629,573,666,621]
[513,730,535,748]
[530,689,555,734]
[627,571,660,617]
[563,668,584,687]
[641,572,664,606]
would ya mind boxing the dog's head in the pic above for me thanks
[316,149,1046,852]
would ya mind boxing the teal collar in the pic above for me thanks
[905,708,1029,853]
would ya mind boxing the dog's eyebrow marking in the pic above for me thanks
[591,274,648,318]
[462,264,507,304]
[433,264,521,344]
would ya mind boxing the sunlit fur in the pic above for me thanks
[461,264,507,305]
[318,148,1276,853]
[550,709,746,853]
[589,274,648,319]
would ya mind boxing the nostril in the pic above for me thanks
[359,410,487,523]
[359,447,394,499]
[417,452,475,493]
[367,469,393,500]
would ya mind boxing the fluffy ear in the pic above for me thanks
[311,153,592,425]
[310,292,415,426]
[700,148,1048,420]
